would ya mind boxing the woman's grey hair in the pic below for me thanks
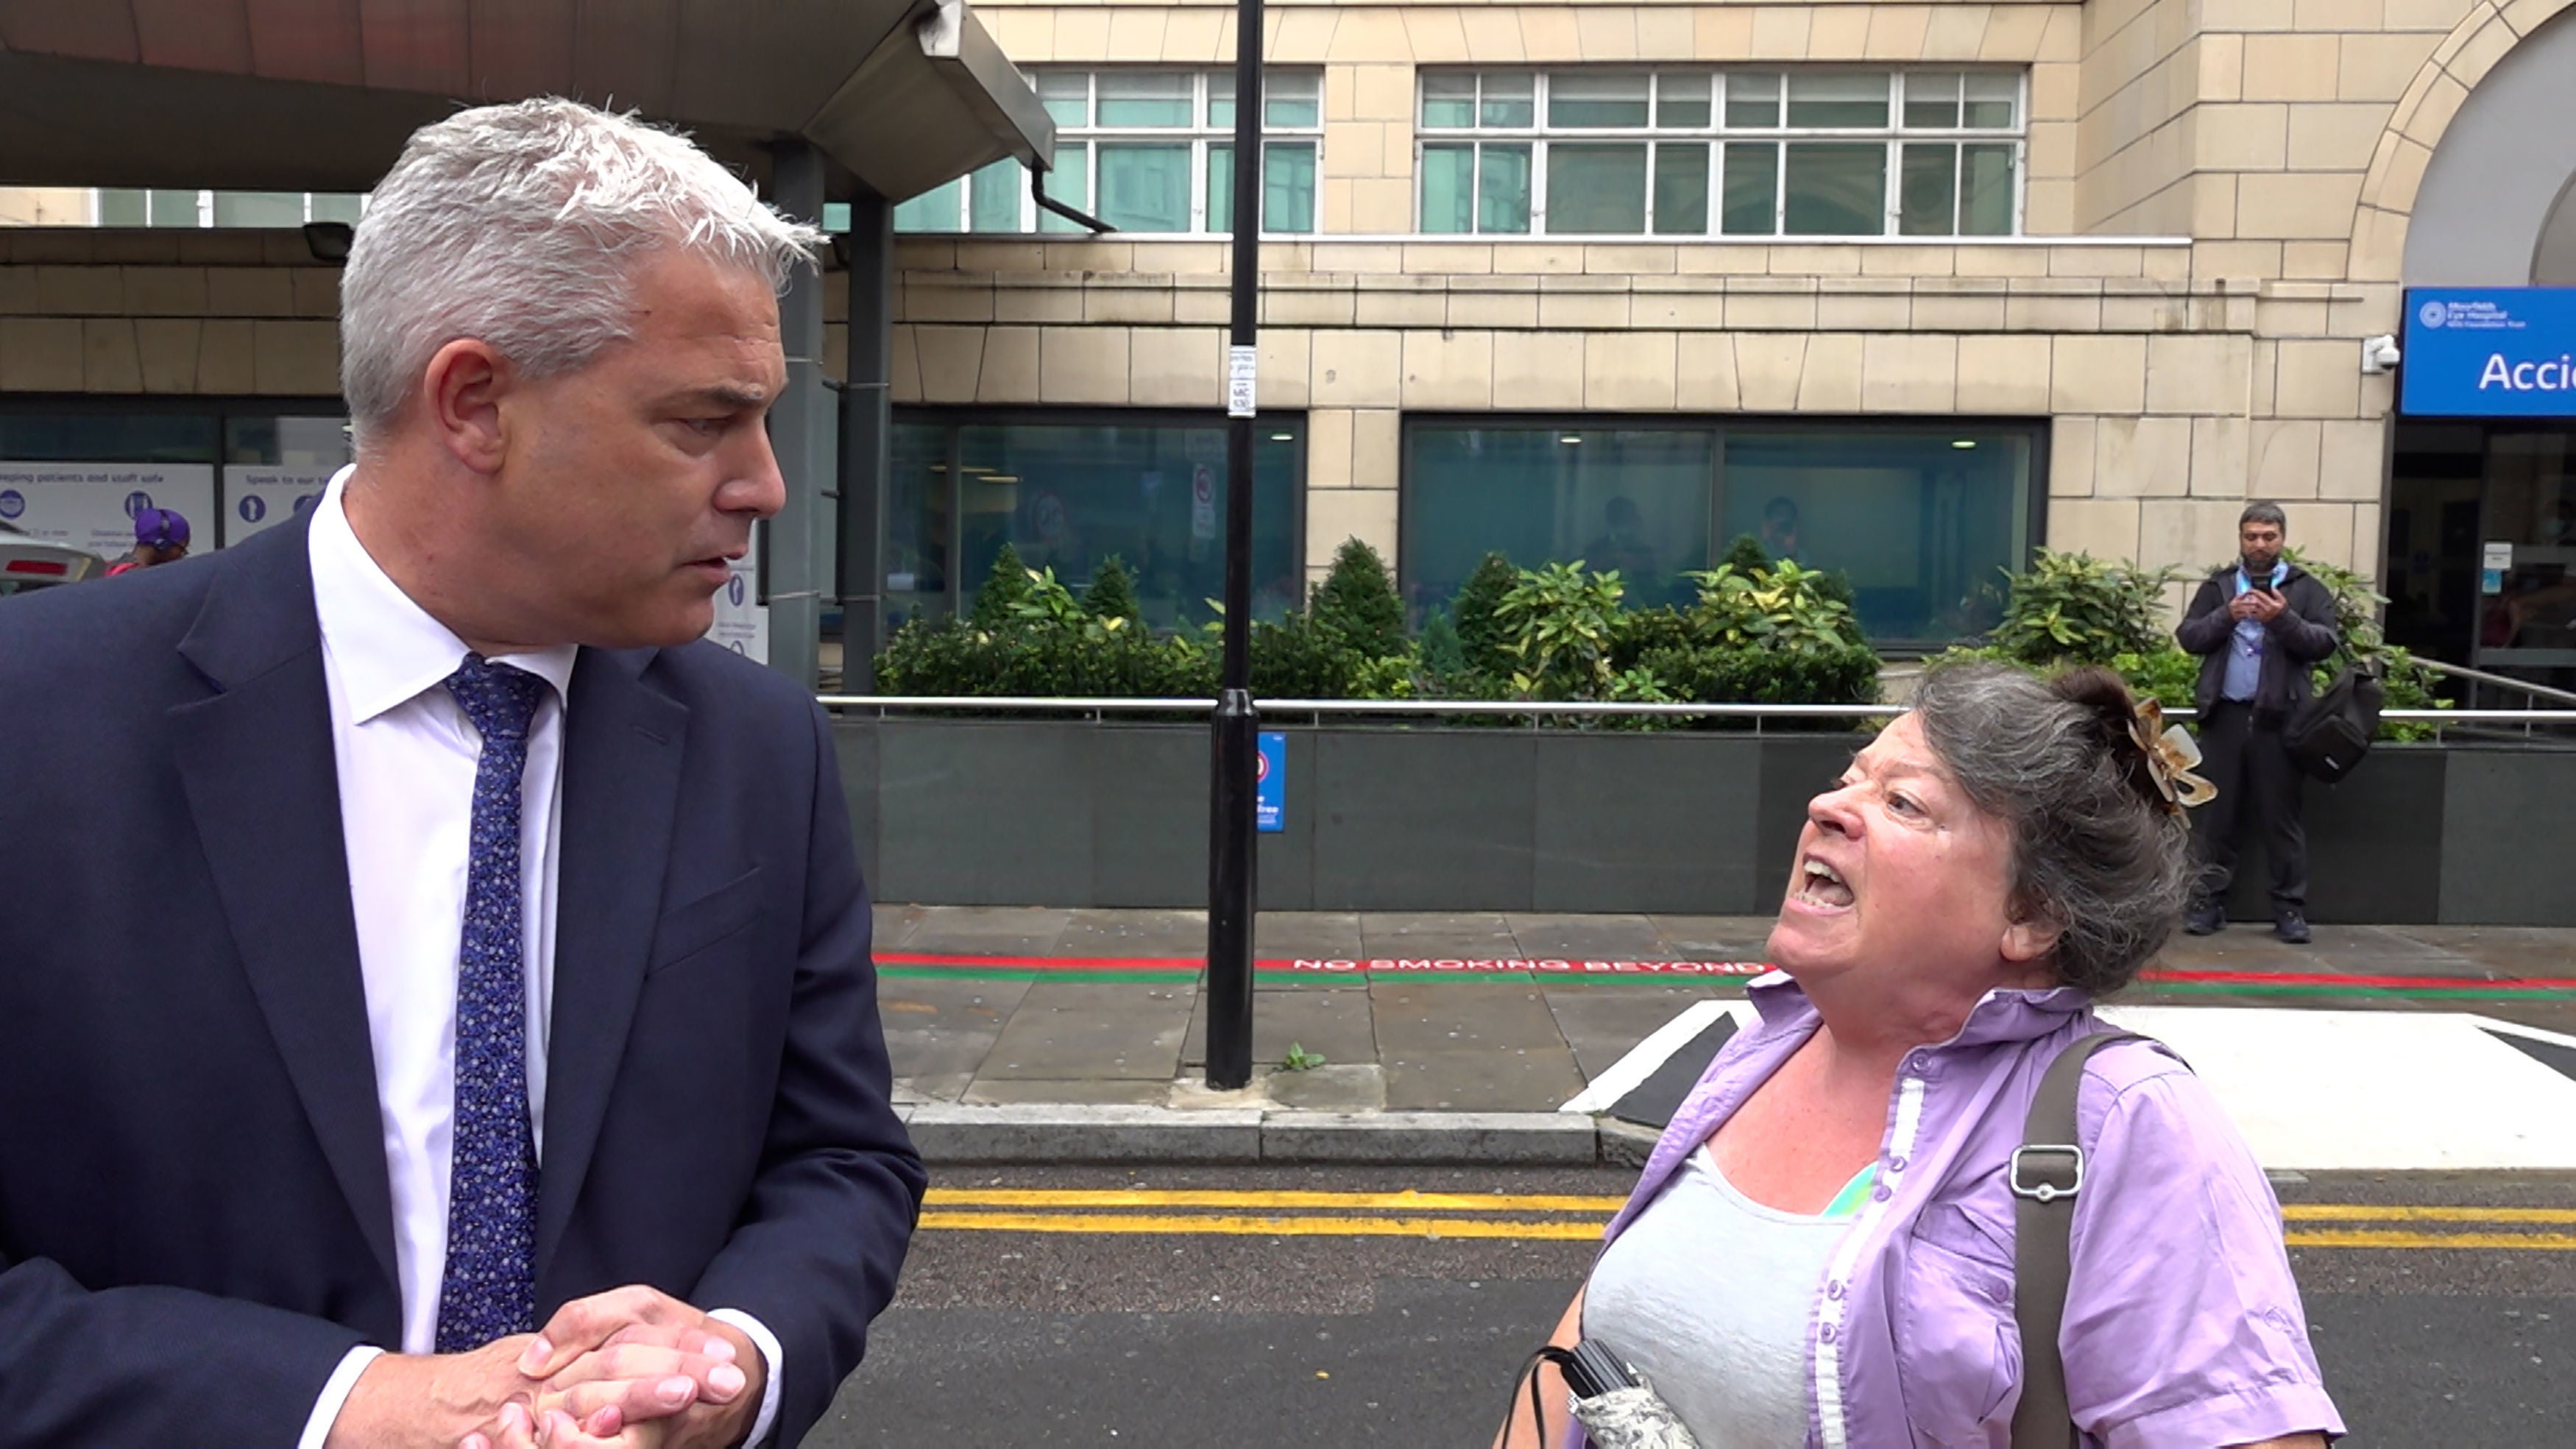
[1908,662,2195,996]
[339,98,823,447]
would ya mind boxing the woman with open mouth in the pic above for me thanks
[1499,661,2342,1449]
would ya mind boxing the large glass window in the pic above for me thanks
[880,413,1304,639]
[1418,68,2023,238]
[1401,420,2038,646]
[893,70,1323,235]
[89,189,367,227]
[1402,426,1715,615]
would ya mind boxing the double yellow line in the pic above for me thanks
[921,1187,1620,1241]
[918,1188,2576,1250]
[2281,1203,2576,1252]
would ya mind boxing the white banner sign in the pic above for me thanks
[0,462,216,563]
[707,552,768,664]
[222,467,340,545]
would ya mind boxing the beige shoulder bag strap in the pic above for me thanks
[2009,1030,2152,1449]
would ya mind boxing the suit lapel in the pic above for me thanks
[171,520,401,1303]
[536,648,688,1279]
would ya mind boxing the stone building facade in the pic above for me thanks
[4,0,2573,665]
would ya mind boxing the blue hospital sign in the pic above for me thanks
[1256,732,1286,833]
[2403,288,2576,417]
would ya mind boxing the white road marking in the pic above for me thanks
[1568,1006,2576,1171]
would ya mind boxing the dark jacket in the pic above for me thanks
[0,517,924,1445]
[2174,560,2341,717]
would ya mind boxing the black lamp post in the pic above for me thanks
[1203,0,1265,1090]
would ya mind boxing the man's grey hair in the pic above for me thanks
[2240,501,2288,531]
[1909,662,2194,996]
[339,98,823,446]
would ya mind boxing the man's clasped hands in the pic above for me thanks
[325,1286,763,1449]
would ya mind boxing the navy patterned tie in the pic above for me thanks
[434,654,548,1354]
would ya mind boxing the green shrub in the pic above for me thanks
[2109,647,2201,711]
[1638,640,1882,729]
[1608,606,1695,673]
[1719,532,1856,612]
[1683,557,1864,655]
[968,543,1037,631]
[1248,613,1349,699]
[2369,645,2447,742]
[1417,607,1468,679]
[1450,552,1521,679]
[1310,537,1406,659]
[1245,611,1413,701]
[1720,533,1772,576]
[1493,561,1628,698]
[1986,549,2184,667]
[877,615,1213,698]
[1082,556,1142,623]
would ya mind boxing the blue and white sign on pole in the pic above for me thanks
[705,522,769,663]
[2404,288,2576,417]
[1255,731,1286,833]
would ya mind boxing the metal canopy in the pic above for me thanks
[0,0,1051,202]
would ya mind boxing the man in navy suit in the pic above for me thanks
[0,100,921,1448]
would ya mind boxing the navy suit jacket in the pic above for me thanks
[0,517,923,1445]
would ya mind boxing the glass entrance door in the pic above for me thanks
[2476,429,2576,689]
[2391,421,2576,696]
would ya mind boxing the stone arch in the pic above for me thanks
[2349,0,2576,281]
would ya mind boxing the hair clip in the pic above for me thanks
[2129,698,2215,812]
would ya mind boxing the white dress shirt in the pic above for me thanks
[297,470,781,1447]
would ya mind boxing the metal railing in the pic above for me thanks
[2411,655,2576,706]
[815,694,2576,740]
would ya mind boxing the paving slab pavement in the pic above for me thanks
[871,905,2576,1163]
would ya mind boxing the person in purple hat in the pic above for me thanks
[107,506,191,575]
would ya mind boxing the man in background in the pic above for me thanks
[106,505,189,573]
[2175,502,2343,943]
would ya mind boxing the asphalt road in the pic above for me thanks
[809,1164,2576,1448]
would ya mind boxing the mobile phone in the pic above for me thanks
[1559,1339,1643,1400]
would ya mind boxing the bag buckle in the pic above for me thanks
[2009,1144,2085,1204]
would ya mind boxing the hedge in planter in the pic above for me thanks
[877,547,1216,700]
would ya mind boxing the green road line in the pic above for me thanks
[882,966,2576,1002]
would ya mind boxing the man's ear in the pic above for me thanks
[2002,913,2063,965]
[422,339,513,476]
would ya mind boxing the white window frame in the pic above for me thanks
[1414,68,2026,240]
[85,188,369,227]
[897,68,1325,236]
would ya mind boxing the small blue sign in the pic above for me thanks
[1256,731,1286,833]
[238,495,266,523]
[124,491,152,518]
[2404,288,2576,417]
[0,489,21,520]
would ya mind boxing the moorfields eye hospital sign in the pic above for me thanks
[2404,287,2576,417]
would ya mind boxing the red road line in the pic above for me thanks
[2142,968,2570,991]
[878,950,2576,992]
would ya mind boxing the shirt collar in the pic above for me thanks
[1747,971,2092,1051]
[308,465,579,726]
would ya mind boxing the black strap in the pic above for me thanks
[2009,1031,2151,1449]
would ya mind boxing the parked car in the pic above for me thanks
[0,524,107,596]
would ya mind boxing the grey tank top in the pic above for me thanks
[1582,1147,1854,1448]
